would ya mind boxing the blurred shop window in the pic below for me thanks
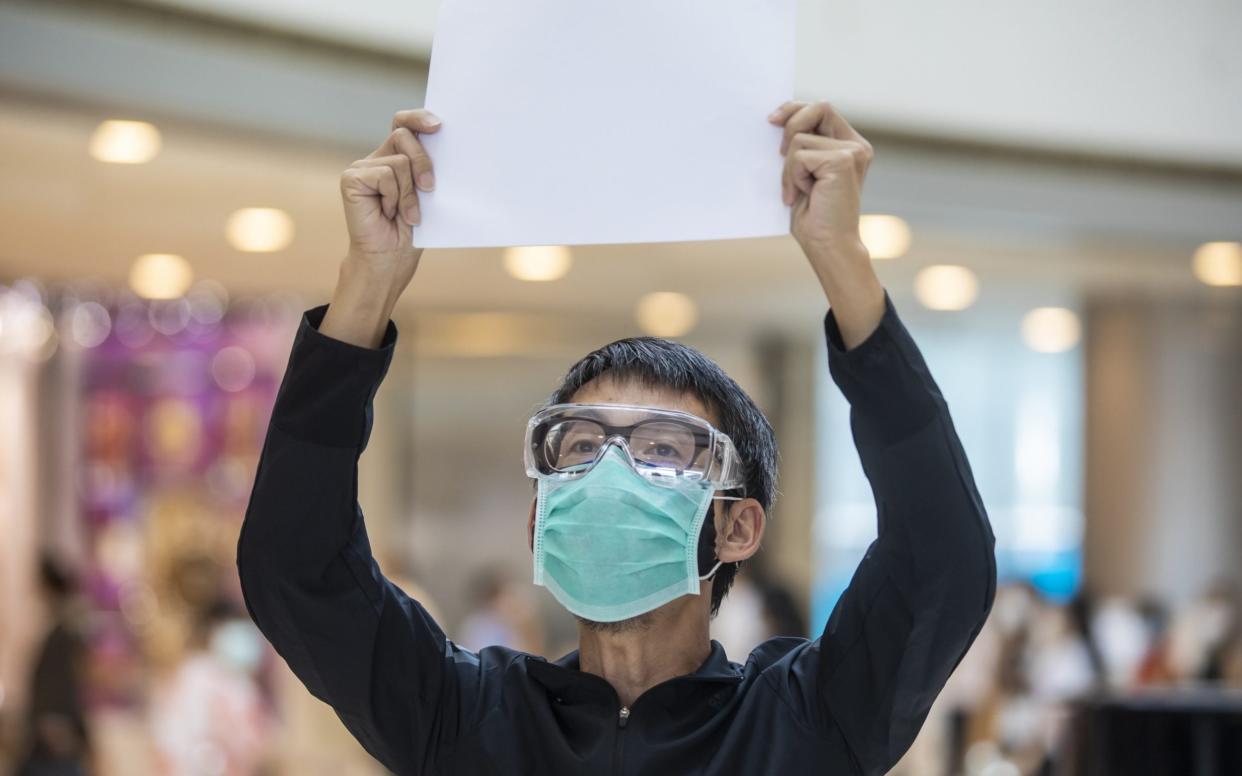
[811,301,1083,633]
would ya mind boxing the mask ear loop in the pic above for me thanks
[698,493,743,581]
[698,559,724,581]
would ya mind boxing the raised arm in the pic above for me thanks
[236,110,475,773]
[770,101,997,773]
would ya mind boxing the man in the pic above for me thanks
[237,100,996,775]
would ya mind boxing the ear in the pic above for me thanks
[713,497,765,565]
[527,497,537,553]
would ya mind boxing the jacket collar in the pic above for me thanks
[525,639,742,700]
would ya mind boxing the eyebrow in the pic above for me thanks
[558,405,714,433]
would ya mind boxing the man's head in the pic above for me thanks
[526,336,778,630]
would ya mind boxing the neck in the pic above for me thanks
[575,586,713,707]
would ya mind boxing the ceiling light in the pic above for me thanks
[89,120,161,164]
[129,254,194,300]
[503,245,573,281]
[1021,307,1080,353]
[1192,241,1242,287]
[635,292,698,337]
[914,265,979,311]
[859,214,911,260]
[226,207,295,253]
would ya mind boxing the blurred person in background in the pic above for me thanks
[15,555,91,776]
[458,570,545,655]
[237,100,996,774]
[150,598,273,776]
[712,566,808,658]
[1166,580,1242,686]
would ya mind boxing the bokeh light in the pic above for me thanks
[211,345,257,392]
[914,265,980,311]
[226,207,295,253]
[129,254,194,300]
[859,214,912,260]
[89,119,161,164]
[1192,241,1242,287]
[635,292,698,337]
[503,245,573,281]
[1021,307,1081,353]
[70,302,112,348]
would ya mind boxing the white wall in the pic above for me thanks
[797,0,1242,166]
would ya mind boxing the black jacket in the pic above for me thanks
[237,295,996,775]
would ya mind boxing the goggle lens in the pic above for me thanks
[543,419,702,472]
[526,403,745,491]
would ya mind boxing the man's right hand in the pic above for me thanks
[343,110,441,256]
[322,109,442,348]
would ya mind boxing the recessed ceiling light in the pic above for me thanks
[129,254,194,300]
[503,245,573,281]
[635,292,698,337]
[226,207,295,253]
[1021,307,1080,353]
[859,214,911,260]
[914,265,979,311]
[89,120,161,164]
[1192,241,1242,287]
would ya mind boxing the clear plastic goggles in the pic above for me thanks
[524,403,746,491]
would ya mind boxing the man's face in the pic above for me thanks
[526,373,722,539]
[525,375,728,632]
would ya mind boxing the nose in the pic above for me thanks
[595,435,637,467]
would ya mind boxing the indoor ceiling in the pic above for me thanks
[0,98,1236,354]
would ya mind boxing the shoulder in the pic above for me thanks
[741,636,816,676]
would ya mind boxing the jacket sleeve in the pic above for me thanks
[236,305,465,775]
[799,292,997,774]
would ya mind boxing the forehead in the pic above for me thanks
[567,374,718,427]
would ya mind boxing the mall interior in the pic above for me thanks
[1,1,1241,774]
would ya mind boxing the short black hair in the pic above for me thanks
[545,336,779,616]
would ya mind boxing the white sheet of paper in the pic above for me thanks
[413,0,795,248]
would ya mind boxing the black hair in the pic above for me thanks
[546,336,779,616]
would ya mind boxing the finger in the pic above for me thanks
[343,164,401,221]
[780,103,829,154]
[790,148,857,201]
[390,126,435,193]
[821,104,868,147]
[354,154,417,222]
[784,132,874,176]
[768,100,807,126]
[783,133,872,201]
[781,101,872,157]
[391,109,442,135]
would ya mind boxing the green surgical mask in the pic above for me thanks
[533,446,721,622]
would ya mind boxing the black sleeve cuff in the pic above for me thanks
[823,291,943,448]
[268,305,399,448]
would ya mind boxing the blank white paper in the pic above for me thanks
[413,0,795,248]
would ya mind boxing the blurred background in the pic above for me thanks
[1,1,1240,774]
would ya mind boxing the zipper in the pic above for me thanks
[612,705,630,775]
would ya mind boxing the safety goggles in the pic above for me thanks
[524,403,746,491]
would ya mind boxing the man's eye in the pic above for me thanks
[570,440,597,454]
